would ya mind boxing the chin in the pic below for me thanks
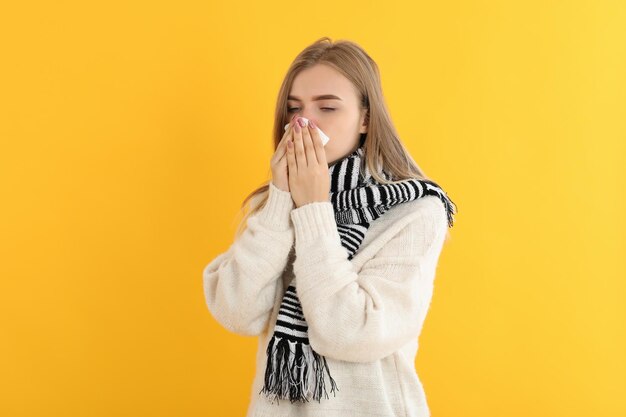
[325,151,338,166]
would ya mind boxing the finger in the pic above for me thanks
[273,118,296,161]
[293,119,306,168]
[286,136,297,175]
[277,123,294,155]
[282,116,297,140]
[301,121,315,167]
[309,121,327,166]
[279,128,294,162]
[279,119,295,147]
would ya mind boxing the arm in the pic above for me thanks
[202,182,294,336]
[289,196,449,362]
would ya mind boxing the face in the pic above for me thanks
[287,64,368,167]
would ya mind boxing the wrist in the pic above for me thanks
[256,182,295,231]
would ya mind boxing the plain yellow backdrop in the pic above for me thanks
[1,1,625,416]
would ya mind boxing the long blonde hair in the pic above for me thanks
[233,37,452,242]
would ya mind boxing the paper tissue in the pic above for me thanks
[284,117,330,146]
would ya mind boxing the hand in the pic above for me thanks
[270,114,298,192]
[286,117,330,208]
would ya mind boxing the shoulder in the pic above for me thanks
[364,196,449,257]
[358,195,449,265]
[366,197,447,264]
[408,194,447,217]
[398,195,449,247]
[384,195,448,236]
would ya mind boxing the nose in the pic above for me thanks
[296,114,315,127]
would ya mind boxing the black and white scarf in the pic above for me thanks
[259,142,457,404]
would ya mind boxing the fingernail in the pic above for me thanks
[294,121,300,132]
[309,120,316,129]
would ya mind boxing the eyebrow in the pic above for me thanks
[287,94,343,102]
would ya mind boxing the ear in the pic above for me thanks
[359,108,369,134]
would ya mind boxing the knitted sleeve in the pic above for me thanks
[202,182,294,337]
[289,196,448,363]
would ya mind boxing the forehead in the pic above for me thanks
[289,64,357,102]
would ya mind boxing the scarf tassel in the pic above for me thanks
[259,335,339,404]
[442,195,458,228]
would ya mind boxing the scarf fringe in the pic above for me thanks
[442,194,458,228]
[259,335,339,404]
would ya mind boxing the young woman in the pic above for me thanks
[203,37,457,417]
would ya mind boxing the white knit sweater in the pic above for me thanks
[203,181,449,417]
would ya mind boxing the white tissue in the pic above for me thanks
[284,117,330,146]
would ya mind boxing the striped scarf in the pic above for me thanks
[259,143,457,404]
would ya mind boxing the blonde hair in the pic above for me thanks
[233,37,452,242]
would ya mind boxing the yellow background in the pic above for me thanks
[1,1,625,416]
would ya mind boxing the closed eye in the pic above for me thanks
[287,108,336,112]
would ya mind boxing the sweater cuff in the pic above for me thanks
[290,201,338,244]
[256,182,295,231]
